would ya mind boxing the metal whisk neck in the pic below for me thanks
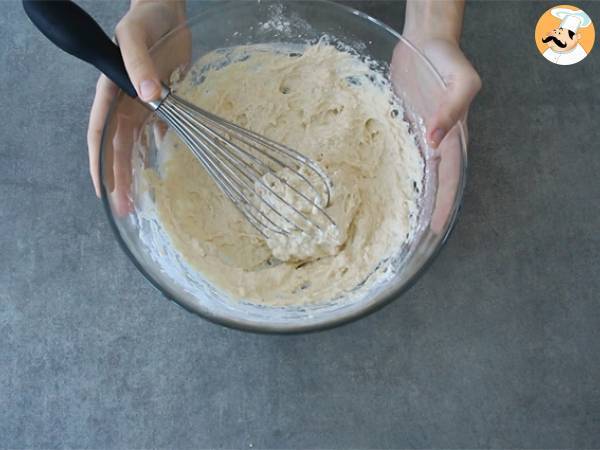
[146,83,172,112]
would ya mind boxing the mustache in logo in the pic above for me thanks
[542,35,567,48]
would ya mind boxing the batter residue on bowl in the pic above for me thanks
[143,43,423,305]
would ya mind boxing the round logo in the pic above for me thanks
[535,4,595,65]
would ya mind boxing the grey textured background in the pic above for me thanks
[2,0,599,448]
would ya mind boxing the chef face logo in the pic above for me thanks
[535,5,595,65]
[542,27,580,51]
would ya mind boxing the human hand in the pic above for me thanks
[396,0,481,149]
[392,37,478,234]
[87,0,187,213]
[405,38,481,148]
[391,1,480,234]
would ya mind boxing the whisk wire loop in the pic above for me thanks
[154,92,337,238]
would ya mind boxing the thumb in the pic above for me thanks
[428,66,481,148]
[115,18,161,102]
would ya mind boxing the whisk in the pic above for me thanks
[23,0,336,238]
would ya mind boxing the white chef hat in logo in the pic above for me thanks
[551,7,592,33]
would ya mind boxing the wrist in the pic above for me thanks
[403,0,464,47]
[131,0,186,19]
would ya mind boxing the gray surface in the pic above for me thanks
[1,0,599,448]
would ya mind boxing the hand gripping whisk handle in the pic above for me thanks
[23,0,137,98]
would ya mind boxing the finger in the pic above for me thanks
[430,129,462,234]
[428,67,481,148]
[87,75,118,197]
[112,114,135,216]
[115,17,161,102]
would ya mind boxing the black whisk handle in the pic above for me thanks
[22,0,137,97]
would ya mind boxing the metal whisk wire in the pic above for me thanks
[151,87,336,237]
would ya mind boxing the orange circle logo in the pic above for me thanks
[535,5,595,65]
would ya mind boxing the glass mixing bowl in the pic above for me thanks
[100,0,467,333]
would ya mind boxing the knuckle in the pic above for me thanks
[114,18,129,37]
[95,75,116,94]
[87,122,101,145]
[95,76,107,93]
[470,71,482,91]
[126,54,147,72]
[460,64,482,91]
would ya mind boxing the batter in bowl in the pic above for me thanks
[144,43,423,305]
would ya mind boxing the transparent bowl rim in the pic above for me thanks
[100,0,468,334]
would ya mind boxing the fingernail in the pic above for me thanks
[139,79,158,101]
[430,128,445,148]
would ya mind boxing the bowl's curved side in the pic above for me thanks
[99,0,468,334]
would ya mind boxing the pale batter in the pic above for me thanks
[144,43,423,305]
